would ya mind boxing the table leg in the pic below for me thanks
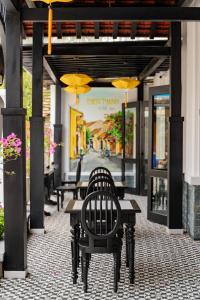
[127,222,135,284]
[57,190,60,211]
[71,224,79,284]
[61,191,64,208]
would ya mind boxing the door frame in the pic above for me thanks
[147,85,169,226]
[122,101,140,194]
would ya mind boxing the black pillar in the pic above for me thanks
[168,23,184,229]
[2,11,27,276]
[30,23,45,232]
[54,84,62,187]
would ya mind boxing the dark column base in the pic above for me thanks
[183,181,200,240]
[2,108,27,273]
[30,117,45,231]
[54,124,62,188]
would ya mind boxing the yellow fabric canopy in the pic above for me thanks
[64,85,91,95]
[32,0,73,55]
[112,78,140,107]
[112,78,140,90]
[60,74,93,86]
[64,85,91,105]
[33,0,73,5]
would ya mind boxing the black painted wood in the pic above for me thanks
[168,23,183,229]
[2,9,27,272]
[30,23,45,230]
[54,124,62,187]
[44,42,171,57]
[22,7,200,22]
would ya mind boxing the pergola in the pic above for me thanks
[0,0,197,278]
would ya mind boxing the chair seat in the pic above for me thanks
[79,236,122,254]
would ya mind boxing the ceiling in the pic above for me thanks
[23,41,170,86]
[22,0,181,40]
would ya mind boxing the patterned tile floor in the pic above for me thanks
[0,195,200,300]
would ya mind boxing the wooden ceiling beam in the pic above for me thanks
[130,22,137,39]
[94,22,100,39]
[76,22,82,39]
[150,22,156,39]
[22,7,200,22]
[113,22,119,39]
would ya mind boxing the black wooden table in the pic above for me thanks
[77,181,127,200]
[65,199,141,285]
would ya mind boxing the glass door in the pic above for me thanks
[148,86,169,225]
[122,102,140,194]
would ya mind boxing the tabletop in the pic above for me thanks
[77,181,127,188]
[65,199,141,215]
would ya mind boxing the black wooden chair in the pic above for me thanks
[89,167,111,180]
[56,157,82,211]
[89,172,114,184]
[79,190,122,293]
[86,177,116,197]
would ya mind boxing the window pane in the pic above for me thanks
[125,162,136,188]
[125,107,136,159]
[151,177,168,215]
[152,94,169,170]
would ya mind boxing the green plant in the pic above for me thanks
[0,208,4,240]
[105,111,123,142]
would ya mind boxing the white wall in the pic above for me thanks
[181,0,200,185]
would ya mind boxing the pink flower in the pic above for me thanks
[7,133,16,140]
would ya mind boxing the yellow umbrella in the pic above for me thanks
[64,85,91,105]
[112,78,140,107]
[32,0,73,55]
[60,73,93,86]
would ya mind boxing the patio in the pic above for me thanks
[0,195,200,299]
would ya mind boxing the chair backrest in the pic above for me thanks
[89,172,114,185]
[75,157,82,183]
[81,190,121,249]
[89,167,111,180]
[86,177,116,196]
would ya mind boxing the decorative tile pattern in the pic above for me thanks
[0,194,200,299]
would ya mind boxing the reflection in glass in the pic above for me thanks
[152,94,169,170]
[125,162,136,188]
[151,177,167,215]
[125,108,136,159]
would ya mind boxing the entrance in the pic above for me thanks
[122,100,149,196]
[122,86,170,226]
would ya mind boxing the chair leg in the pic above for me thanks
[113,253,118,293]
[125,226,129,268]
[82,252,89,293]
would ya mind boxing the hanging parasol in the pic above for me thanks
[112,78,140,107]
[32,0,73,55]
[64,85,91,105]
[60,73,93,86]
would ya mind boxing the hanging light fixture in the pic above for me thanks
[112,78,140,107]
[60,73,93,86]
[64,85,91,105]
[32,0,73,55]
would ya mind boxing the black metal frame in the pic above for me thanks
[147,85,169,226]
[140,100,149,196]
[122,101,140,195]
